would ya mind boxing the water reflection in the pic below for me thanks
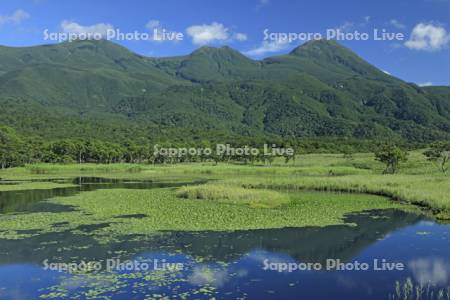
[408,257,450,286]
[0,209,422,266]
[0,178,449,299]
[1,214,447,299]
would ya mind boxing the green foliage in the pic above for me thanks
[0,39,449,148]
[0,126,25,168]
[375,144,409,174]
[1,151,450,219]
[389,278,450,300]
[176,184,291,208]
[342,145,354,160]
[424,141,450,174]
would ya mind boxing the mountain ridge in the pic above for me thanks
[0,39,449,144]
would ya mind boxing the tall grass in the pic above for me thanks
[176,184,291,208]
[223,174,450,219]
[389,278,450,300]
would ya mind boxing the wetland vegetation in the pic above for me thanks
[0,150,448,242]
[0,151,449,299]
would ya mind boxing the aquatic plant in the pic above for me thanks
[389,278,450,300]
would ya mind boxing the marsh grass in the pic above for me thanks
[389,278,450,300]
[225,174,450,219]
[28,165,51,174]
[176,184,290,208]
[126,166,143,173]
[0,150,448,221]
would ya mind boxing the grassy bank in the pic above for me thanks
[224,174,450,219]
[0,181,76,192]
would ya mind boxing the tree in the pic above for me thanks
[424,141,450,174]
[0,126,23,168]
[374,144,408,174]
[73,140,87,164]
[49,139,78,162]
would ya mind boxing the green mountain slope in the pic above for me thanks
[0,39,449,143]
[168,46,261,82]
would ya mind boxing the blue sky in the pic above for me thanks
[1,0,449,85]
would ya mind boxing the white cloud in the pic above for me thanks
[335,16,370,33]
[244,38,291,57]
[388,19,406,29]
[187,266,228,287]
[383,70,391,75]
[186,22,229,45]
[408,257,450,286]
[61,20,114,38]
[145,19,182,43]
[0,9,30,27]
[234,33,248,41]
[145,19,160,30]
[418,81,433,87]
[145,19,162,41]
[256,0,270,9]
[335,21,355,33]
[186,22,246,45]
[405,23,449,51]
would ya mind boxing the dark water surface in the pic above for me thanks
[0,178,449,299]
[0,177,206,213]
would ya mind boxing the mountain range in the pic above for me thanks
[0,39,449,144]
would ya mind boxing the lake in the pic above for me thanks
[0,178,449,299]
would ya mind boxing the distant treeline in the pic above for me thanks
[0,125,416,168]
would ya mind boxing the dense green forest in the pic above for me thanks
[1,123,388,167]
[0,39,450,167]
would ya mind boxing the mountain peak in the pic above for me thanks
[289,39,350,56]
[175,45,258,82]
[60,38,135,54]
[188,45,256,66]
[285,39,390,81]
[191,45,245,57]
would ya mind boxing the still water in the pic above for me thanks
[0,178,448,299]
